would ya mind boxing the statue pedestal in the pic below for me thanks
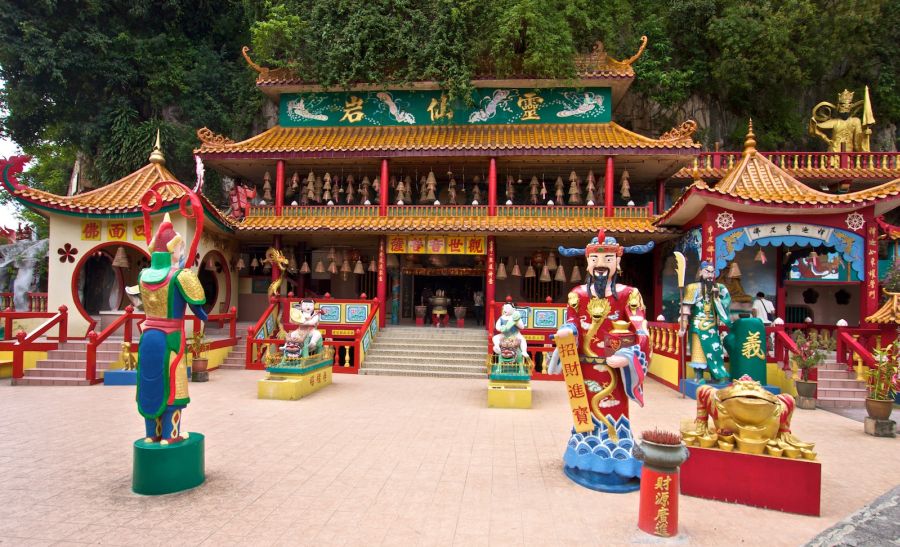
[487,380,532,408]
[132,433,205,495]
[191,371,209,382]
[258,364,332,400]
[864,417,896,438]
[104,369,137,386]
[681,446,821,516]
[797,396,816,410]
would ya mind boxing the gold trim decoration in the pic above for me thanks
[196,127,235,147]
[659,120,698,143]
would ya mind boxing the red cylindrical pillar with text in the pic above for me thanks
[637,467,680,538]
[377,236,387,328]
[605,156,615,217]
[488,158,497,215]
[275,160,285,216]
[486,236,496,331]
[379,159,389,216]
[863,215,879,323]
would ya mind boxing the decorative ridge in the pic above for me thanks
[659,120,698,144]
[241,46,269,75]
[609,35,648,69]
[197,127,235,147]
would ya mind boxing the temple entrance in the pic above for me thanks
[409,274,484,326]
[198,268,218,314]
[79,252,120,315]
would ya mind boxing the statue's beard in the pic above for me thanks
[701,278,715,299]
[588,267,617,299]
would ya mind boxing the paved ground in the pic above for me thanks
[0,371,898,546]
[806,485,900,547]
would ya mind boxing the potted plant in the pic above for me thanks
[189,329,210,374]
[866,342,899,421]
[792,332,824,399]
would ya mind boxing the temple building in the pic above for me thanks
[1,40,899,345]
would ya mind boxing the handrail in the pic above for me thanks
[86,305,145,384]
[247,203,656,219]
[189,307,238,354]
[0,309,57,340]
[769,325,800,371]
[1,305,69,380]
[835,327,882,371]
[695,151,900,171]
[246,297,279,369]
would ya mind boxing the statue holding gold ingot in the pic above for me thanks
[548,230,654,492]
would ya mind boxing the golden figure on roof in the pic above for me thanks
[809,86,875,153]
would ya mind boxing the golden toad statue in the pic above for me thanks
[688,375,814,457]
[809,87,875,153]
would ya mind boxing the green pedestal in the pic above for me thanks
[723,317,768,383]
[132,433,205,495]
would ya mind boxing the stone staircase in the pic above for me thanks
[359,326,488,379]
[816,358,867,409]
[12,337,124,386]
[215,322,254,370]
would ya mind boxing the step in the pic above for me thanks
[364,349,486,361]
[12,376,92,386]
[818,378,866,389]
[361,360,485,373]
[23,367,88,378]
[362,354,486,366]
[368,341,486,351]
[358,367,485,379]
[817,397,866,409]
[817,369,857,380]
[817,387,867,398]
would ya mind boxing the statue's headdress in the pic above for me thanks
[148,212,183,253]
[557,229,655,257]
[838,89,855,104]
[700,260,713,270]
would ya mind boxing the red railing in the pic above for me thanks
[0,308,57,340]
[245,297,380,371]
[0,305,69,380]
[248,203,657,218]
[25,292,48,312]
[0,292,12,310]
[695,151,900,172]
[86,306,145,384]
[835,327,885,371]
[188,307,238,354]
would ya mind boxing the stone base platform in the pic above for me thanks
[487,380,532,408]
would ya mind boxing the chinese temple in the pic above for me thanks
[1,38,899,383]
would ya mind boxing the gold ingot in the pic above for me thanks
[610,320,631,334]
[717,440,734,452]
[765,445,783,457]
[734,435,768,455]
[801,448,817,460]
[783,446,801,459]
[699,434,718,448]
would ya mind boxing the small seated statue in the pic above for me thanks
[282,299,324,359]
[120,342,136,371]
[492,302,527,364]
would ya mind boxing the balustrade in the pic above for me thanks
[696,151,900,172]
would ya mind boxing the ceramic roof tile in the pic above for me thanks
[196,123,699,156]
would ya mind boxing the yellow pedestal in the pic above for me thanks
[487,380,532,409]
[257,366,333,400]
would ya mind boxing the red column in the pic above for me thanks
[605,156,615,217]
[377,236,387,328]
[656,178,666,213]
[488,157,497,215]
[486,236,496,331]
[863,216,879,324]
[652,245,663,320]
[379,158,389,216]
[775,246,786,322]
[275,160,285,216]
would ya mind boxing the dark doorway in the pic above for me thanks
[198,268,218,313]
[411,274,484,322]
[82,253,117,314]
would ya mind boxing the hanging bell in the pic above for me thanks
[546,252,558,271]
[539,264,551,282]
[112,246,130,269]
[341,258,352,273]
[314,260,325,273]
[554,264,567,282]
[755,249,767,264]
[570,264,582,283]
[235,256,246,271]
[251,256,260,269]
[512,260,522,277]
[496,261,508,280]
[328,261,338,275]
[354,259,365,275]
[300,260,311,274]
[524,264,536,278]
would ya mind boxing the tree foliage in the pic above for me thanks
[0,0,897,229]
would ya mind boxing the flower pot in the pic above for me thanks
[192,357,209,373]
[632,440,689,472]
[865,398,894,421]
[795,379,817,398]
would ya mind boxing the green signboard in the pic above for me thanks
[278,87,612,127]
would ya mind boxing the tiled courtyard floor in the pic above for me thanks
[1,370,897,546]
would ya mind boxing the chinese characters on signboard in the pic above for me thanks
[386,235,486,255]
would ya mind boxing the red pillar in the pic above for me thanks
[275,160,285,216]
[652,245,663,320]
[605,156,615,217]
[486,236,496,331]
[863,215,879,324]
[379,158,389,216]
[656,178,666,213]
[775,246,786,322]
[377,236,387,328]
[488,158,497,215]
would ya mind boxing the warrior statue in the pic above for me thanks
[282,299,324,359]
[548,230,653,492]
[492,302,528,364]
[679,261,732,383]
[137,212,207,445]
[809,87,875,153]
